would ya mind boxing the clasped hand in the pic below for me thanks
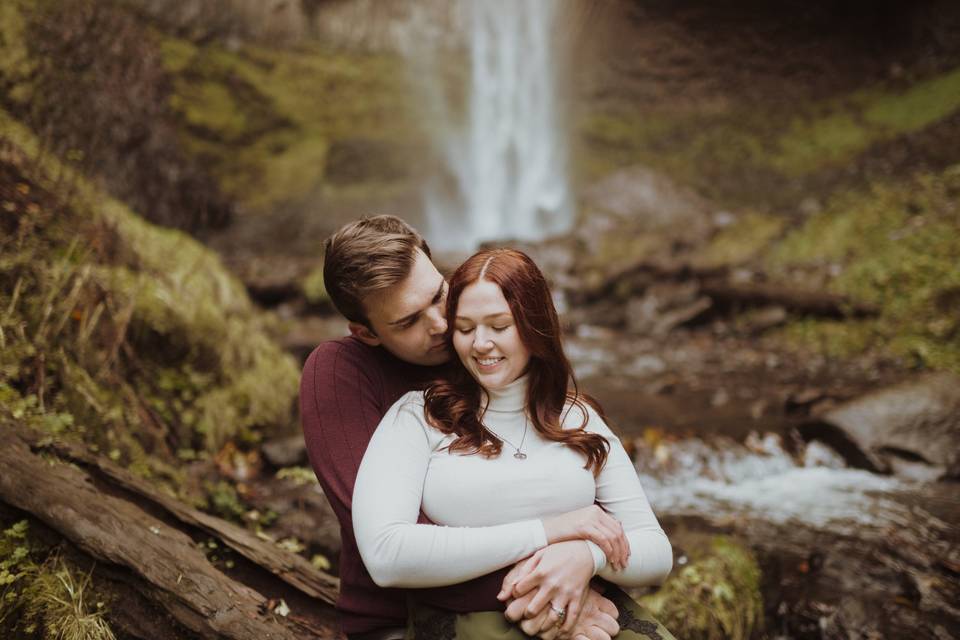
[497,541,620,640]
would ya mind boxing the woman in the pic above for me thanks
[353,249,674,639]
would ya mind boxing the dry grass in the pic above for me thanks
[22,557,116,640]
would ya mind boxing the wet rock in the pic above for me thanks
[624,354,668,378]
[799,372,960,478]
[271,504,341,558]
[262,434,308,468]
[638,535,764,640]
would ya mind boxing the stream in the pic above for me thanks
[565,330,960,638]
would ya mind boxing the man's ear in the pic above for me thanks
[348,322,381,347]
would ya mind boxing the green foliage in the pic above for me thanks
[276,466,319,486]
[300,266,329,305]
[0,107,300,479]
[1,520,37,628]
[640,536,763,640]
[768,166,960,371]
[203,481,247,522]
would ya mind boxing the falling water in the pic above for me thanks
[409,0,574,250]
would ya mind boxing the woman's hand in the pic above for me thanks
[542,505,630,571]
[498,540,596,636]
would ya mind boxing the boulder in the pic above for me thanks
[799,372,960,478]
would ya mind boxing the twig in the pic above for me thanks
[34,237,80,343]
[99,294,135,376]
[50,264,90,340]
[36,351,46,412]
[4,276,23,319]
[78,300,104,347]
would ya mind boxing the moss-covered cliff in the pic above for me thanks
[0,110,299,484]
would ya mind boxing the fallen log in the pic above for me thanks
[0,421,339,640]
[570,258,878,319]
[698,279,878,319]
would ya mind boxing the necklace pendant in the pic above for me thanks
[513,451,527,460]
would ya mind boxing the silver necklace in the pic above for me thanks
[484,417,529,460]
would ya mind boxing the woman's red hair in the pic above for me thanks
[424,249,609,474]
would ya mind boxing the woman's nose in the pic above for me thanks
[473,328,494,351]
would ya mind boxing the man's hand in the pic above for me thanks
[498,541,599,636]
[505,588,620,640]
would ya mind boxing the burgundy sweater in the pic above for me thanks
[300,337,508,634]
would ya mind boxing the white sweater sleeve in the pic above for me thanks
[352,393,548,588]
[577,405,673,587]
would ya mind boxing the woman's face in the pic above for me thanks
[452,279,531,391]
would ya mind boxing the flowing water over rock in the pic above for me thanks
[403,0,573,250]
[564,331,960,637]
[636,434,918,534]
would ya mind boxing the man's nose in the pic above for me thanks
[426,305,447,335]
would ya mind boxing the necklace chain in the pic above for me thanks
[484,417,528,460]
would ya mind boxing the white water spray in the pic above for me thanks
[407,0,574,250]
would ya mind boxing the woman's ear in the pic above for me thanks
[348,322,382,347]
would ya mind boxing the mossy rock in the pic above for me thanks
[639,536,763,640]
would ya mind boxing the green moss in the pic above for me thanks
[774,67,960,175]
[0,0,35,106]
[159,35,414,211]
[694,212,786,269]
[640,536,763,640]
[577,66,960,209]
[865,66,960,131]
[774,111,871,174]
[768,166,960,371]
[171,81,251,140]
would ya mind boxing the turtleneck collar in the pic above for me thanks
[481,375,528,413]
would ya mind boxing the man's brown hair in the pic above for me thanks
[323,215,432,327]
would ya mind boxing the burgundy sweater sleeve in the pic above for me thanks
[301,340,408,632]
[300,339,509,633]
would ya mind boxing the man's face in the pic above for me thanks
[351,248,450,366]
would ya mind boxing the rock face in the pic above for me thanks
[800,372,960,478]
[580,165,713,233]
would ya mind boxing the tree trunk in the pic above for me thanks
[0,421,340,640]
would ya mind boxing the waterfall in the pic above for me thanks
[407,0,574,251]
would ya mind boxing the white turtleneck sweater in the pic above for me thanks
[352,376,672,589]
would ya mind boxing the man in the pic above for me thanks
[300,216,621,640]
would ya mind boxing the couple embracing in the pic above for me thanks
[300,216,676,640]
